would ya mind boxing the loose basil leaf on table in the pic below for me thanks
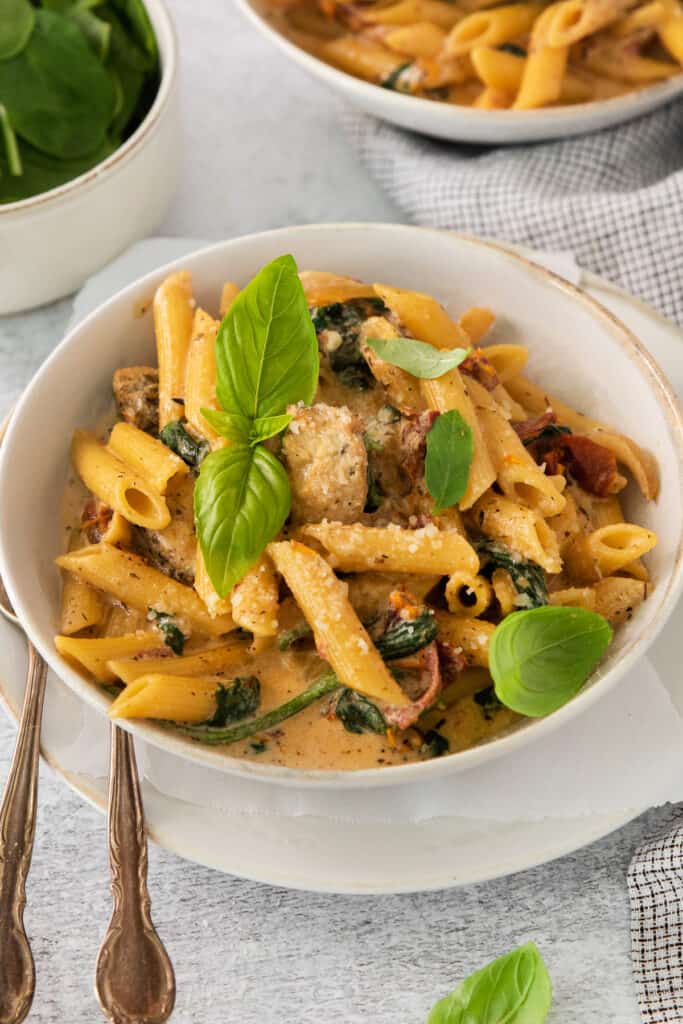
[366,335,470,379]
[425,410,473,512]
[0,10,115,159]
[194,443,291,598]
[490,605,613,717]
[214,254,319,422]
[0,0,35,61]
[427,942,552,1024]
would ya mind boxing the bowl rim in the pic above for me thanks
[238,0,683,127]
[0,0,178,219]
[2,222,683,790]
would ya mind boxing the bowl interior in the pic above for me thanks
[1,224,682,787]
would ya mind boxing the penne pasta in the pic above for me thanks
[153,270,195,429]
[110,674,221,722]
[56,544,235,637]
[184,308,222,445]
[71,430,170,530]
[108,422,188,494]
[471,492,563,572]
[55,632,164,682]
[108,640,250,685]
[299,522,480,575]
[268,540,408,705]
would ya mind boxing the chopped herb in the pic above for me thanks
[277,623,313,651]
[311,297,386,391]
[381,61,414,93]
[499,42,527,56]
[210,677,261,726]
[473,685,504,721]
[521,423,572,449]
[159,419,210,468]
[176,672,341,746]
[147,608,186,655]
[335,688,387,735]
[249,739,267,754]
[420,729,449,758]
[376,610,438,660]
[475,539,548,609]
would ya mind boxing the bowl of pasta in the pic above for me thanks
[0,223,682,787]
[238,0,683,143]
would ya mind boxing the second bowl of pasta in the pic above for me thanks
[239,0,683,143]
[1,223,682,786]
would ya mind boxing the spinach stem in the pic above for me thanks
[0,104,22,177]
[175,672,341,746]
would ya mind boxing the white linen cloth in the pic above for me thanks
[59,237,683,826]
[342,101,683,324]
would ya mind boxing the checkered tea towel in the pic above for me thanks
[629,820,683,1021]
[343,99,683,324]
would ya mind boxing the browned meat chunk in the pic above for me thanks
[112,366,159,434]
[133,475,196,584]
[283,403,368,524]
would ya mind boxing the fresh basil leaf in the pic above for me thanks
[194,444,290,598]
[425,410,473,512]
[0,9,115,159]
[490,606,612,717]
[0,0,35,61]
[200,408,251,444]
[215,254,319,422]
[250,413,293,445]
[366,336,470,379]
[427,942,552,1024]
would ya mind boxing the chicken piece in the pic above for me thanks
[133,474,196,584]
[283,403,368,524]
[112,366,159,435]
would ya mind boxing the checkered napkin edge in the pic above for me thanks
[343,99,683,325]
[629,822,683,1022]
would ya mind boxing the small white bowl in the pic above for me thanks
[0,0,180,316]
[1,224,682,790]
[238,0,683,145]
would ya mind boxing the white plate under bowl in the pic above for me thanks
[0,264,681,893]
[1,224,682,795]
[238,0,683,144]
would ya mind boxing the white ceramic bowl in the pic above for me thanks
[238,0,683,144]
[0,0,180,316]
[1,224,682,789]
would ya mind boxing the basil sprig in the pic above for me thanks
[490,606,613,717]
[366,335,470,379]
[427,942,552,1024]
[425,410,473,512]
[195,255,319,597]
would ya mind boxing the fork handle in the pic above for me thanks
[0,641,47,1024]
[95,725,175,1024]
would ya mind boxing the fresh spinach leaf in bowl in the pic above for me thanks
[0,0,159,204]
